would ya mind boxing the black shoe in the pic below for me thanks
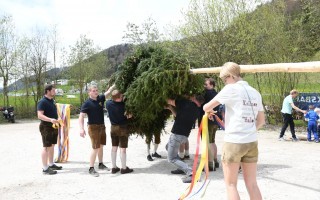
[208,165,216,171]
[121,167,134,174]
[184,155,190,160]
[43,167,57,175]
[49,164,62,170]
[98,163,110,170]
[111,167,120,174]
[171,169,185,174]
[178,156,184,161]
[182,174,193,183]
[89,168,99,177]
[214,162,219,168]
[147,155,154,161]
[152,152,162,158]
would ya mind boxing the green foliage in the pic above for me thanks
[111,46,204,136]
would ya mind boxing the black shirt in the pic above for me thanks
[171,99,199,137]
[199,89,220,125]
[37,96,58,121]
[106,100,127,125]
[80,95,105,125]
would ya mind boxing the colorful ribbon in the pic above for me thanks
[214,115,225,130]
[55,103,71,163]
[179,114,210,200]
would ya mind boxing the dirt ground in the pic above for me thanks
[0,117,319,200]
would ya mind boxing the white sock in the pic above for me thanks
[43,165,49,170]
[111,151,117,168]
[178,151,184,158]
[153,143,159,154]
[147,144,151,155]
[49,163,54,166]
[120,152,126,169]
[185,150,189,156]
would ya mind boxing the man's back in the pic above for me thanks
[172,99,199,137]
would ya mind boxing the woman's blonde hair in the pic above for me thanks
[219,62,241,78]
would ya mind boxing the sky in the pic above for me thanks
[0,0,189,50]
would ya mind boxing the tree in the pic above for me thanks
[122,17,162,47]
[68,35,103,105]
[28,28,50,112]
[168,0,313,124]
[0,15,18,106]
[111,46,204,137]
[16,36,33,117]
[49,24,60,84]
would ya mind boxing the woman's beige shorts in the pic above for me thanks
[221,141,258,163]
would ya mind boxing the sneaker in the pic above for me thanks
[49,164,62,170]
[152,152,162,158]
[43,167,57,175]
[181,174,193,183]
[214,162,219,168]
[89,168,99,177]
[278,137,286,141]
[307,139,312,142]
[120,167,134,174]
[147,155,154,161]
[292,137,299,142]
[98,163,110,171]
[111,167,120,174]
[315,140,319,143]
[184,155,190,160]
[171,169,185,174]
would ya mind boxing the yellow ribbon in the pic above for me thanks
[179,114,210,199]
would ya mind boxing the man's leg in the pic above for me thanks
[287,115,297,139]
[119,136,133,174]
[179,143,185,159]
[120,147,127,169]
[184,139,189,158]
[145,135,153,161]
[48,144,55,165]
[42,147,49,169]
[152,132,162,158]
[90,148,99,167]
[279,114,290,138]
[111,146,118,167]
[167,134,192,175]
[98,145,103,163]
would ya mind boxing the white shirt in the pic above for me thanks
[213,81,264,143]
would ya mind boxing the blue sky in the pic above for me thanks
[0,0,189,49]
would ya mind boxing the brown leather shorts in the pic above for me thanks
[222,141,258,163]
[110,124,129,148]
[39,122,58,147]
[88,124,106,149]
[145,132,161,144]
[208,124,218,143]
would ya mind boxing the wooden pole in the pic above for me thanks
[189,61,320,74]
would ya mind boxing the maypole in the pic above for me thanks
[190,61,320,74]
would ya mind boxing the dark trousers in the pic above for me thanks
[279,113,296,138]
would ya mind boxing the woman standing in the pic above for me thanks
[203,62,265,200]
